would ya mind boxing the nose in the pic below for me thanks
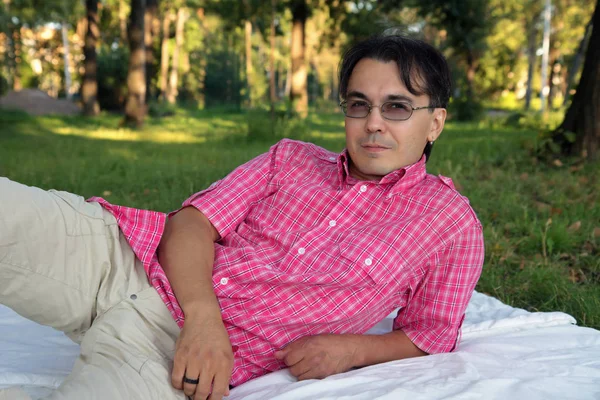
[365,106,384,134]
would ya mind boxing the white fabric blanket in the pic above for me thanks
[1,292,600,399]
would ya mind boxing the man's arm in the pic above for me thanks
[157,206,232,400]
[275,330,425,380]
[276,223,484,380]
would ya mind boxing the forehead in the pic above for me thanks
[347,58,427,102]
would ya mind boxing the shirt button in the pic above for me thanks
[329,157,336,161]
[360,185,367,192]
[328,220,337,227]
[298,247,306,255]
[364,258,373,266]
[220,277,229,285]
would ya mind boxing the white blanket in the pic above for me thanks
[1,292,600,399]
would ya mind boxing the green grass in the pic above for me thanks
[1,108,599,329]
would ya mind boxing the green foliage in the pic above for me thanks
[147,101,177,118]
[96,45,129,111]
[18,60,40,89]
[504,110,564,132]
[449,94,484,122]
[204,49,244,109]
[245,107,309,142]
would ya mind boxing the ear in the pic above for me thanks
[427,108,446,142]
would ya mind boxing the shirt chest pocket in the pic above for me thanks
[337,234,403,287]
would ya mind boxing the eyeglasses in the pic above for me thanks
[340,100,437,121]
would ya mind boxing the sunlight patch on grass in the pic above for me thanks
[51,126,208,144]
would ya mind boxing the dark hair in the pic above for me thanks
[338,34,452,109]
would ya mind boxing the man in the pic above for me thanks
[0,34,484,400]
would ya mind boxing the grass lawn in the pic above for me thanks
[1,107,599,329]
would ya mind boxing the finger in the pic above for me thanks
[298,368,323,381]
[208,370,231,400]
[283,350,305,367]
[289,360,312,378]
[183,370,201,398]
[171,352,187,390]
[274,349,288,360]
[194,368,214,400]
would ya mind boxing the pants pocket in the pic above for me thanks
[49,190,107,236]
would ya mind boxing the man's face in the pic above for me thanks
[344,58,446,181]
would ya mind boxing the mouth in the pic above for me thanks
[361,143,390,153]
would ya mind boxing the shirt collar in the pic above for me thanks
[336,150,427,193]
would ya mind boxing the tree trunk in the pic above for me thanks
[120,0,128,43]
[552,0,600,160]
[563,17,593,106]
[270,0,277,108]
[167,7,187,104]
[465,51,478,99]
[123,0,146,126]
[11,24,22,91]
[159,11,172,101]
[245,19,253,107]
[226,35,233,104]
[546,46,561,110]
[144,0,158,102]
[524,18,537,110]
[196,7,207,109]
[61,23,72,100]
[82,0,100,116]
[290,0,308,117]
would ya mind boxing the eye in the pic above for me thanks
[386,102,411,111]
[348,100,369,109]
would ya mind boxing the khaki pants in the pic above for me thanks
[0,177,186,400]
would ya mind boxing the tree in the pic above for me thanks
[290,0,308,117]
[144,0,159,102]
[82,0,100,115]
[563,17,593,107]
[551,0,600,160]
[166,7,188,104]
[204,0,272,107]
[159,9,173,100]
[523,0,542,110]
[123,0,146,126]
[270,0,276,115]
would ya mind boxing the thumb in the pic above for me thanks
[274,349,288,359]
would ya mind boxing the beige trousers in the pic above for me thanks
[0,177,186,400]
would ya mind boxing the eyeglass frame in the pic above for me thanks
[339,99,438,121]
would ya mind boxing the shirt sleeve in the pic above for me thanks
[393,222,484,354]
[172,143,279,239]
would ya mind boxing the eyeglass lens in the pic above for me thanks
[345,101,412,120]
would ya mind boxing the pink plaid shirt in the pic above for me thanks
[89,139,484,386]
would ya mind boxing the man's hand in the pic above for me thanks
[274,334,360,380]
[159,207,232,399]
[171,314,234,400]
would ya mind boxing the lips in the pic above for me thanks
[361,143,390,152]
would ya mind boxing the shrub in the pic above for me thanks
[96,45,129,111]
